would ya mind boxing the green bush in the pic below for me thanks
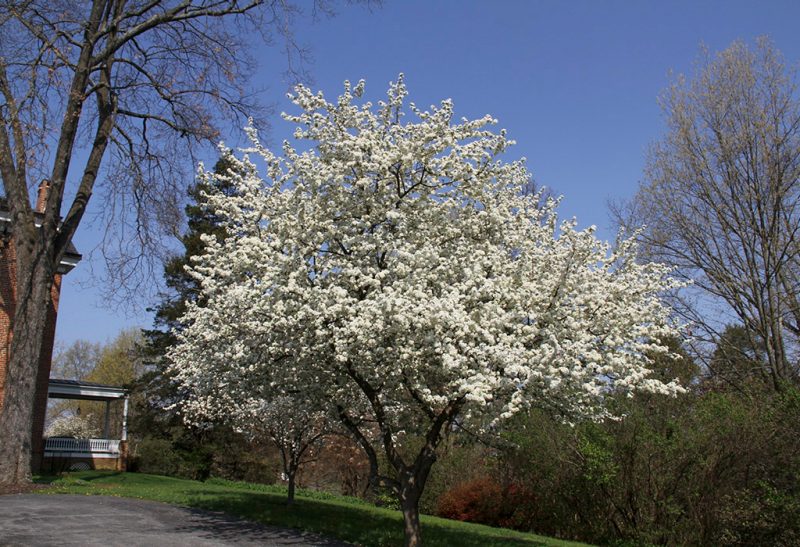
[495,386,800,545]
[133,437,185,477]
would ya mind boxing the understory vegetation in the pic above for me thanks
[426,384,800,546]
[116,354,800,546]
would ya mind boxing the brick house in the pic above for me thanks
[0,180,81,471]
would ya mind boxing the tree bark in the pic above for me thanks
[0,234,56,484]
[339,372,465,546]
[286,467,297,505]
[400,478,423,547]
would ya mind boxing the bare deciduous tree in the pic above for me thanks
[0,0,356,485]
[613,38,800,390]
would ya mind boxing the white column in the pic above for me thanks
[121,396,129,441]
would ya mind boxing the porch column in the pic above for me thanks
[121,396,128,441]
[118,396,130,471]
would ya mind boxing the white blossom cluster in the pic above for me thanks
[45,415,99,439]
[168,76,684,437]
[248,395,330,471]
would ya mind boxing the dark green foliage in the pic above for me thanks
[144,156,238,341]
[708,324,774,392]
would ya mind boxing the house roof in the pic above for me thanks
[48,378,128,401]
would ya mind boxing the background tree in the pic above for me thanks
[44,415,99,440]
[169,77,685,547]
[46,340,102,426]
[708,324,772,392]
[245,395,333,505]
[46,329,142,438]
[613,38,800,389]
[435,339,800,546]
[0,0,368,485]
[142,157,238,364]
[82,329,144,437]
[134,157,272,481]
[50,340,103,382]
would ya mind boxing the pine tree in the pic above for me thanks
[148,157,236,341]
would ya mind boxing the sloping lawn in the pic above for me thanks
[34,472,588,546]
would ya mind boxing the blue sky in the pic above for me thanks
[55,0,800,347]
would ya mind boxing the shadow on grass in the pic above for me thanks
[78,471,125,482]
[183,489,549,547]
[34,471,123,484]
[33,475,58,485]
[184,489,400,546]
[173,504,349,546]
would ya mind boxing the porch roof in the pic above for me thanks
[48,379,128,401]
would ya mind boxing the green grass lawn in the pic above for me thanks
[34,471,588,547]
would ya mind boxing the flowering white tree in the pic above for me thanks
[169,76,684,546]
[44,415,99,439]
[251,395,331,505]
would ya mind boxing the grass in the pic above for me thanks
[34,471,589,547]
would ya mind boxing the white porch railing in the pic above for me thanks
[44,437,121,454]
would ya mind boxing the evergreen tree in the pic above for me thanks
[148,156,237,343]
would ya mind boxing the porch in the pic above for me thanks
[42,379,129,472]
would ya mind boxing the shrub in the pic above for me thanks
[718,479,800,547]
[435,476,526,527]
[133,437,185,476]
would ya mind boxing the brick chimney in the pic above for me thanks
[35,179,51,213]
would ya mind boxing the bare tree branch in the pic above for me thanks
[612,38,800,390]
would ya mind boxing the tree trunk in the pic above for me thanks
[0,242,54,485]
[286,468,296,505]
[400,483,423,547]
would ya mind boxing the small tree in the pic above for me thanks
[249,395,331,504]
[170,77,684,546]
[44,415,100,440]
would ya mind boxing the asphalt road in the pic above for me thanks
[0,494,350,546]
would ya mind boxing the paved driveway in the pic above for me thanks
[0,494,350,546]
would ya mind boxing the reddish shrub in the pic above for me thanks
[435,476,529,527]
